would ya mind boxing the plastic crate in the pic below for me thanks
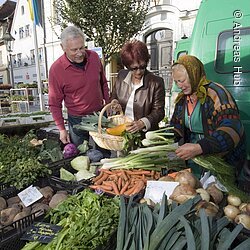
[32,175,86,195]
[0,212,43,250]
[0,183,17,199]
[0,176,85,250]
[47,156,93,189]
[96,230,117,250]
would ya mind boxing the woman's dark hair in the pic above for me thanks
[120,40,150,68]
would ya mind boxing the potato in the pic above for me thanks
[0,197,7,211]
[31,203,50,216]
[13,209,31,222]
[206,183,224,205]
[39,186,54,199]
[0,207,21,226]
[56,190,68,195]
[7,196,21,207]
[49,193,68,209]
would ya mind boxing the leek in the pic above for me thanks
[101,145,179,170]
[143,127,175,146]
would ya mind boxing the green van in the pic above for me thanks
[173,0,250,158]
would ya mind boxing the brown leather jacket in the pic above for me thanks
[111,69,165,131]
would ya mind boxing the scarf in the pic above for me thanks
[173,55,210,104]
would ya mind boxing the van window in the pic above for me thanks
[215,28,250,73]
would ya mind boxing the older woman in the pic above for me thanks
[170,55,246,179]
[110,40,165,133]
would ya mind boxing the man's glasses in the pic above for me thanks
[130,65,147,71]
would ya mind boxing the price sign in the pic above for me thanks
[18,185,43,207]
[21,222,62,243]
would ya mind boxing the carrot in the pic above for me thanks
[90,184,112,191]
[99,185,113,191]
[94,173,109,185]
[123,186,136,196]
[121,178,125,187]
[117,177,122,191]
[131,180,145,195]
[89,185,99,189]
[102,181,114,187]
[92,171,104,183]
[111,182,120,195]
[126,170,151,175]
[120,181,130,194]
[121,170,128,181]
[100,169,114,175]
[108,174,119,181]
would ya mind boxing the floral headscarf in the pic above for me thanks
[173,55,210,104]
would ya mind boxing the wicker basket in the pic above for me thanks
[89,102,129,151]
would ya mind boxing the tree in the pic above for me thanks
[56,0,148,63]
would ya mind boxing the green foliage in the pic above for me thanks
[55,0,148,62]
[22,189,120,249]
[0,131,51,189]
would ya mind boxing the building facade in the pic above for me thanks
[0,0,201,86]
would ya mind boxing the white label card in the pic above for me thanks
[144,181,179,204]
[18,185,43,207]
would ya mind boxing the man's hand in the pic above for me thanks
[59,129,70,144]
[175,143,203,160]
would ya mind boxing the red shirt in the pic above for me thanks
[48,50,110,130]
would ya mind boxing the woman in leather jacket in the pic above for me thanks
[110,40,165,133]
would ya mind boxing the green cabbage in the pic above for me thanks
[74,170,95,181]
[60,167,76,181]
[70,156,90,171]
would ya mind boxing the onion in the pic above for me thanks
[246,203,250,215]
[235,214,250,230]
[196,201,219,217]
[239,203,247,212]
[170,184,196,204]
[227,194,242,207]
[139,198,155,207]
[224,204,240,220]
[174,170,201,188]
[196,188,210,202]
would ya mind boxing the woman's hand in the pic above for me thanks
[175,143,203,160]
[126,120,145,133]
[109,99,122,114]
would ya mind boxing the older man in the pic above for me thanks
[49,25,109,148]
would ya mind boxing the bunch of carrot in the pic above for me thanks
[90,169,161,196]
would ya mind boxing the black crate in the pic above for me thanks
[0,183,17,199]
[32,175,86,195]
[47,157,93,190]
[96,230,117,250]
[0,212,44,250]
[0,176,86,250]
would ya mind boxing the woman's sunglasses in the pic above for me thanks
[130,65,147,71]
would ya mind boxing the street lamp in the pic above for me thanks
[2,31,15,87]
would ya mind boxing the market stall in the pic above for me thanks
[0,115,249,250]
